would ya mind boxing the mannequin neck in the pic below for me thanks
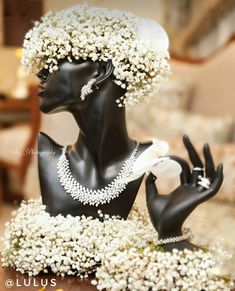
[71,86,133,170]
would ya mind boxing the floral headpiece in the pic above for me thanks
[22,5,170,106]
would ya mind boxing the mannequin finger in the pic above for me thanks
[168,155,191,184]
[203,143,216,180]
[183,135,203,167]
[146,172,157,184]
[210,164,223,194]
[183,135,204,185]
[145,173,159,195]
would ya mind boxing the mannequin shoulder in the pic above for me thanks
[38,132,63,160]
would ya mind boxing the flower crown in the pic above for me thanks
[22,5,170,107]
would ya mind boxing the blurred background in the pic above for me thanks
[0,0,234,275]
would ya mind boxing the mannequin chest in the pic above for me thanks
[38,132,149,218]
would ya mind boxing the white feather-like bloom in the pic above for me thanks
[122,139,182,183]
[136,18,169,57]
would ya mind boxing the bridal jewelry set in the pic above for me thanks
[57,145,211,206]
[46,68,210,246]
[79,78,210,200]
[56,144,210,245]
[57,136,211,208]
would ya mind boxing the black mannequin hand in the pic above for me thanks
[146,135,223,251]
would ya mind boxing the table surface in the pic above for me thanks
[1,266,234,291]
[0,267,97,291]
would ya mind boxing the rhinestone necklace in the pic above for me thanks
[57,142,139,206]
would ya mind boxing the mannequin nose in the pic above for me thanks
[37,68,50,82]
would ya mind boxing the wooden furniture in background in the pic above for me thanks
[0,86,41,203]
[3,0,43,46]
[164,0,235,61]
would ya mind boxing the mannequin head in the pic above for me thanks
[23,6,170,108]
[37,60,125,114]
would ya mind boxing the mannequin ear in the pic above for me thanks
[95,60,114,85]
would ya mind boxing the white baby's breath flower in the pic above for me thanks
[22,5,170,107]
[1,199,233,290]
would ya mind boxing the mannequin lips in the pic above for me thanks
[38,90,45,97]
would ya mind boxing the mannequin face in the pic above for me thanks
[37,61,99,114]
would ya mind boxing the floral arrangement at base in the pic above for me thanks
[93,247,233,291]
[1,199,156,277]
[1,199,234,290]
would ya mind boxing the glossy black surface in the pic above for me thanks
[37,60,223,250]
[146,135,223,250]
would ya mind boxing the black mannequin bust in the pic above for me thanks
[38,60,151,219]
[37,59,223,251]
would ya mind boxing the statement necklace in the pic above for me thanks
[57,143,139,206]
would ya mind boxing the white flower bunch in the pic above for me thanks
[1,199,233,290]
[94,247,233,291]
[1,199,156,277]
[22,5,170,107]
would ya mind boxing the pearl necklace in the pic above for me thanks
[57,143,139,206]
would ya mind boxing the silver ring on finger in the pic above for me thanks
[198,175,211,189]
[193,167,205,172]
